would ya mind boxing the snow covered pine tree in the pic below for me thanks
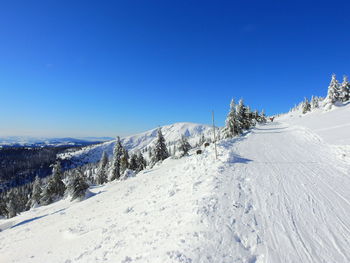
[325,74,340,108]
[27,176,42,208]
[0,197,8,218]
[111,137,124,181]
[310,96,319,109]
[152,128,169,164]
[302,97,311,114]
[129,153,138,171]
[97,151,109,184]
[40,161,66,206]
[235,99,247,134]
[67,170,89,201]
[339,75,350,102]
[178,134,192,157]
[137,152,147,172]
[120,148,130,175]
[223,98,238,138]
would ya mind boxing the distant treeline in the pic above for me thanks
[0,146,86,193]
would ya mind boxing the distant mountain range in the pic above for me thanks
[59,122,214,166]
[0,136,114,147]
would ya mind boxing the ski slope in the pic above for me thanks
[226,123,350,262]
[279,102,350,145]
[1,108,350,262]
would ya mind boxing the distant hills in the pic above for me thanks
[0,136,114,147]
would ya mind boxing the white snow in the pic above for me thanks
[1,105,350,262]
[59,122,213,165]
[278,102,350,145]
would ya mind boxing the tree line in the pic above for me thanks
[0,146,79,193]
[0,128,199,219]
[222,98,267,138]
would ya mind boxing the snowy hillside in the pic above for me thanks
[1,106,350,262]
[59,122,213,166]
[278,102,350,145]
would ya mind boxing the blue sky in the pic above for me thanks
[1,0,350,137]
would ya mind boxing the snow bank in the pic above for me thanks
[277,103,350,145]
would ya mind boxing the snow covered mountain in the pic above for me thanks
[59,122,214,166]
[1,105,350,262]
[0,136,113,147]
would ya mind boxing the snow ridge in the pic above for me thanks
[59,122,213,166]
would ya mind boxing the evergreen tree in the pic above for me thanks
[0,197,7,218]
[40,161,66,205]
[148,148,153,159]
[302,97,311,114]
[120,148,130,175]
[86,169,94,185]
[152,128,169,163]
[6,189,18,218]
[235,99,247,133]
[199,134,206,146]
[136,152,147,172]
[223,98,239,138]
[97,151,108,184]
[111,137,123,180]
[52,161,66,196]
[129,153,138,171]
[260,109,267,123]
[178,135,192,157]
[27,176,42,208]
[339,75,350,102]
[242,101,251,129]
[7,199,17,218]
[253,110,260,123]
[245,105,254,129]
[66,171,89,201]
[325,74,340,106]
[310,95,319,109]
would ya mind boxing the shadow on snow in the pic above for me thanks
[11,214,48,229]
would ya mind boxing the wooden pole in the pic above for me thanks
[212,110,218,159]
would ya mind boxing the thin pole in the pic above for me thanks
[212,110,218,159]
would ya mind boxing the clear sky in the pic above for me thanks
[1,0,350,137]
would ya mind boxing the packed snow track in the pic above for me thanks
[1,120,349,263]
[226,122,350,262]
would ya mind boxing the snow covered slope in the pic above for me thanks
[277,102,350,145]
[59,122,213,165]
[1,107,349,262]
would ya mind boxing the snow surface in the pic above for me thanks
[59,122,214,165]
[278,102,350,145]
[1,106,350,262]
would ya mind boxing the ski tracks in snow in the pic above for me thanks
[192,139,265,263]
[195,121,350,263]
[1,121,349,263]
[222,122,350,263]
